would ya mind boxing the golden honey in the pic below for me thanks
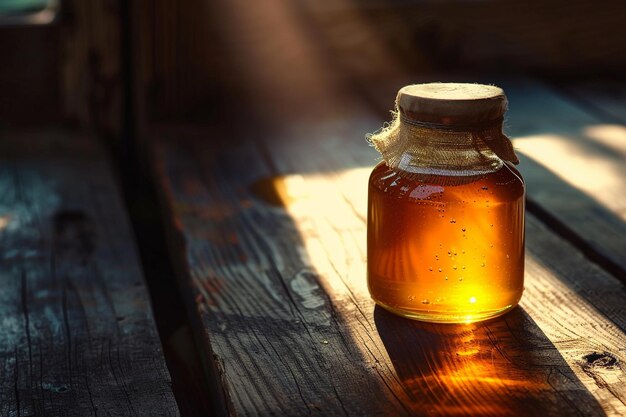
[367,161,524,322]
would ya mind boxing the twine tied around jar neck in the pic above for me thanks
[367,83,520,182]
[398,113,505,133]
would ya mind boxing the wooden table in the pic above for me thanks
[2,81,624,415]
[150,77,626,416]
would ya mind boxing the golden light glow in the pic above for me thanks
[392,320,555,415]
[583,124,626,156]
[258,165,626,414]
[0,215,11,230]
[514,128,626,220]
[267,170,371,297]
[455,348,480,356]
[266,167,524,320]
[208,0,404,123]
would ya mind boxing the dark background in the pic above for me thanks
[3,1,626,132]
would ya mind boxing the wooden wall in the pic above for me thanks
[129,0,626,130]
[0,0,123,137]
[0,25,60,126]
[3,0,625,131]
[60,0,123,137]
[0,0,123,139]
[132,0,224,125]
[321,1,626,75]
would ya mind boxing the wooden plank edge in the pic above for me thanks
[146,133,236,417]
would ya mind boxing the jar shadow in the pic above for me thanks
[374,305,605,416]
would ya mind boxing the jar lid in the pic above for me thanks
[396,83,507,126]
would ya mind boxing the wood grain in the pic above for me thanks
[151,114,626,415]
[499,78,626,281]
[0,130,179,416]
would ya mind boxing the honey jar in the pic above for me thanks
[367,83,525,323]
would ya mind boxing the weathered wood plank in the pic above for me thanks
[262,117,626,415]
[499,78,626,280]
[560,81,626,124]
[152,118,626,416]
[0,130,179,416]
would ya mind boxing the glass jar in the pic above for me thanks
[367,83,525,323]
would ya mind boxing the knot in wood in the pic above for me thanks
[582,352,618,369]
